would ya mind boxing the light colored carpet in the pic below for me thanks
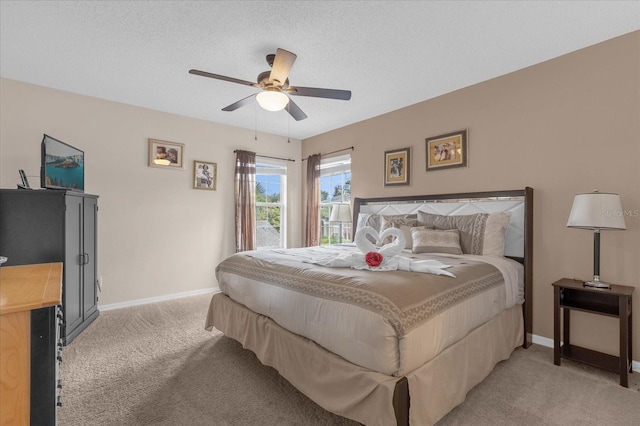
[59,293,640,425]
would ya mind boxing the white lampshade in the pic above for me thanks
[256,91,289,111]
[330,204,352,222]
[567,191,626,230]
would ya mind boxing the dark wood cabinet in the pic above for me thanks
[552,278,634,387]
[31,304,63,425]
[0,189,99,345]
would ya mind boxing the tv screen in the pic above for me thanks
[41,134,84,192]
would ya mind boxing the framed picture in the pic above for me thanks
[384,147,410,186]
[425,129,468,171]
[148,138,185,169]
[193,160,217,190]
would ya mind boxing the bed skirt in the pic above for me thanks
[206,292,523,426]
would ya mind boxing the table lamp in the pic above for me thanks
[330,204,352,244]
[566,189,626,288]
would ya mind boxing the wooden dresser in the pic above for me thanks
[0,263,63,426]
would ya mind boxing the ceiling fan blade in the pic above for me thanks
[269,48,297,86]
[222,93,257,111]
[189,69,258,87]
[285,97,307,121]
[286,86,351,100]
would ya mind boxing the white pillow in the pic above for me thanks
[482,212,511,257]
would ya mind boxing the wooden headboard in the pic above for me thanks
[352,187,534,348]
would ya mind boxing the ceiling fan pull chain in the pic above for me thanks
[254,102,258,141]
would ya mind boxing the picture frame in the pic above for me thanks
[193,160,217,190]
[148,138,185,169]
[425,129,468,171]
[384,147,410,186]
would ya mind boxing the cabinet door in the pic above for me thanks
[64,195,84,335]
[83,197,98,318]
[30,307,58,426]
[0,191,65,266]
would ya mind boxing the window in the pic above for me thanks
[319,154,351,246]
[255,161,287,249]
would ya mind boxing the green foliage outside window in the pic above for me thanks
[256,181,281,231]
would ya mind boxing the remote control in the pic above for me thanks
[18,169,31,189]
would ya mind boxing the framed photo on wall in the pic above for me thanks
[425,129,468,171]
[148,138,185,170]
[384,147,410,186]
[193,160,217,190]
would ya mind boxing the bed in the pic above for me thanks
[206,188,533,425]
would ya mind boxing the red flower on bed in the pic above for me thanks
[365,251,383,267]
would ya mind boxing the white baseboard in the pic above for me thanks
[531,333,555,348]
[99,287,218,311]
[532,333,639,373]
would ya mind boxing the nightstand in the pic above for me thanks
[552,278,634,387]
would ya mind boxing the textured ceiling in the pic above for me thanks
[1,1,638,140]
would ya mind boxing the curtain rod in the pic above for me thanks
[302,146,354,161]
[233,150,295,162]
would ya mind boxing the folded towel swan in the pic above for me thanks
[308,226,455,277]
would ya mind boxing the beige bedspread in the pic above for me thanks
[216,246,503,337]
[213,245,522,376]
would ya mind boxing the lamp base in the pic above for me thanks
[584,280,611,289]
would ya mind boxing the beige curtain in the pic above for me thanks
[305,154,321,247]
[234,150,256,252]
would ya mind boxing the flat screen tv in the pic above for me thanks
[41,134,84,192]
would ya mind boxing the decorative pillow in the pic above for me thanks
[379,214,418,249]
[416,211,511,256]
[482,212,512,257]
[411,228,462,255]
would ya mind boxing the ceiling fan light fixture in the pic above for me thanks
[256,90,289,112]
[190,47,350,121]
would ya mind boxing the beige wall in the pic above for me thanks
[0,79,302,305]
[303,32,640,358]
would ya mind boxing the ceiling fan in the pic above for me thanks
[189,48,351,121]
